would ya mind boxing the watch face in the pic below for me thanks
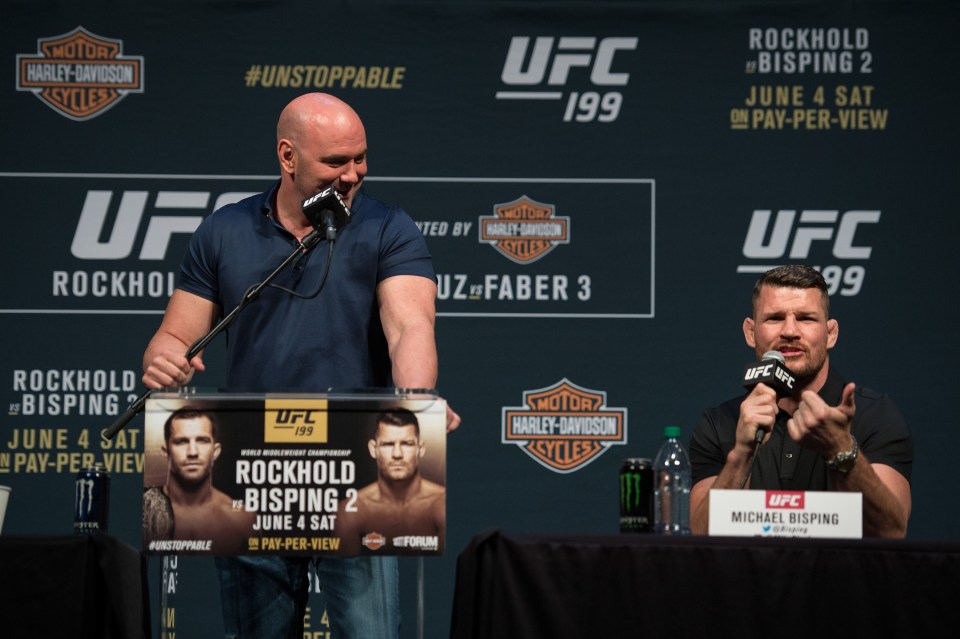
[835,453,857,473]
[829,435,858,473]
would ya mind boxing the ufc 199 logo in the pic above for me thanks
[739,209,880,296]
[497,36,638,122]
[264,400,328,444]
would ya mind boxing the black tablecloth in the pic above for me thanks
[0,534,150,639]
[451,530,960,639]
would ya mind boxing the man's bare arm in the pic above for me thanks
[378,275,461,431]
[143,290,220,388]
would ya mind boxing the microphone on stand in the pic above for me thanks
[302,187,351,240]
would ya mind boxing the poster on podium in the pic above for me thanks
[141,391,446,556]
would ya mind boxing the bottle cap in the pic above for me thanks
[664,425,681,438]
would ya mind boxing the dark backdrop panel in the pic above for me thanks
[2,1,957,637]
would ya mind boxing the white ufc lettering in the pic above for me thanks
[501,36,638,86]
[744,364,773,380]
[70,190,256,260]
[742,209,880,259]
[767,492,804,508]
[774,367,795,388]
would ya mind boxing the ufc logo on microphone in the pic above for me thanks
[773,366,795,389]
[744,364,774,380]
[766,491,805,509]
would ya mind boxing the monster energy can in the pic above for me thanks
[74,463,110,534]
[619,457,653,533]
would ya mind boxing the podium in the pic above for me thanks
[142,389,446,638]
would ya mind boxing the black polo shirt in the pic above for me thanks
[689,367,912,489]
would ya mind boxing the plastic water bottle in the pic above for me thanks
[653,425,691,535]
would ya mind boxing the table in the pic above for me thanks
[0,534,150,639]
[451,530,960,639]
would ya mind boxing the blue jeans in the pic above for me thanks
[215,555,399,639]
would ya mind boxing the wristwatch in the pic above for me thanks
[826,434,859,474]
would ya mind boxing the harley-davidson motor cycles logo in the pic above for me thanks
[17,26,144,121]
[479,195,570,264]
[501,378,627,473]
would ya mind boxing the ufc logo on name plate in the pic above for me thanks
[766,491,805,509]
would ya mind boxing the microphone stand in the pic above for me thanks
[102,229,324,440]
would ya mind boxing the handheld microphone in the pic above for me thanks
[302,187,351,240]
[743,350,796,449]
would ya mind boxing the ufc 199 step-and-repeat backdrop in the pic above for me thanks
[2,1,958,636]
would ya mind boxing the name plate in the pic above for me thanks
[709,489,862,538]
[142,392,446,556]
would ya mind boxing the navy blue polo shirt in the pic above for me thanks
[177,181,435,392]
[689,367,913,489]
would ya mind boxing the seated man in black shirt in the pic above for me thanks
[689,265,912,537]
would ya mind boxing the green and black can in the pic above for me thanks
[619,457,653,533]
